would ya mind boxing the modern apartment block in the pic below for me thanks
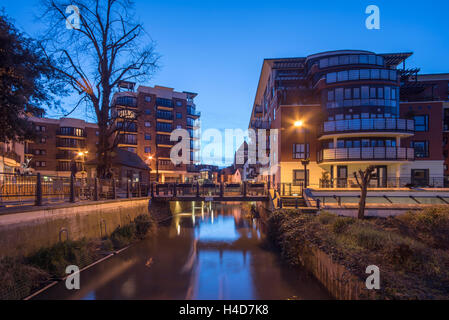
[18,84,201,183]
[111,82,201,183]
[23,117,98,177]
[248,50,446,189]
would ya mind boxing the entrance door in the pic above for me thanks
[337,166,348,188]
[374,166,388,188]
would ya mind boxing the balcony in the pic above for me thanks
[254,106,263,114]
[0,150,21,164]
[187,109,201,117]
[56,128,87,138]
[317,147,414,163]
[250,120,271,130]
[115,96,137,108]
[320,118,414,138]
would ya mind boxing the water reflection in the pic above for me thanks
[35,203,331,300]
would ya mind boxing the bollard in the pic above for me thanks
[35,173,42,206]
[243,182,247,197]
[196,182,200,197]
[70,174,75,203]
[127,180,131,198]
[94,178,99,201]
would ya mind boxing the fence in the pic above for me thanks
[152,182,268,198]
[319,177,446,189]
[0,173,150,208]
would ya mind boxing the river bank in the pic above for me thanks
[265,206,449,299]
[0,213,156,300]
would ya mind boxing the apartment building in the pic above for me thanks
[248,50,446,189]
[0,141,24,174]
[23,117,98,177]
[111,83,201,183]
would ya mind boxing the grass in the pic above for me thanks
[267,208,449,299]
[0,213,157,300]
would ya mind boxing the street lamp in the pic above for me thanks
[294,121,310,189]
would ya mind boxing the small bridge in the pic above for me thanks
[151,182,269,202]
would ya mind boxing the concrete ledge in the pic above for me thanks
[0,198,151,258]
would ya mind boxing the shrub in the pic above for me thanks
[102,239,114,252]
[134,214,156,240]
[318,211,337,225]
[27,239,97,277]
[0,257,49,300]
[397,207,449,249]
[346,224,385,250]
[332,217,355,234]
[110,224,136,249]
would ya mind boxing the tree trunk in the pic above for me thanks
[358,185,368,219]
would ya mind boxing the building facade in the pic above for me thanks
[111,83,201,183]
[248,50,446,189]
[20,84,201,183]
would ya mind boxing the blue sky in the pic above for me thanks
[2,0,449,165]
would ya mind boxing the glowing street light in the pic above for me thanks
[294,120,303,128]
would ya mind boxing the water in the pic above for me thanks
[34,203,331,300]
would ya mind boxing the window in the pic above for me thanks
[176,101,183,107]
[293,170,309,186]
[293,144,310,159]
[145,134,151,140]
[145,109,151,115]
[144,96,152,103]
[326,73,337,84]
[144,147,151,153]
[144,122,151,128]
[176,112,182,119]
[414,115,429,132]
[411,169,429,187]
[412,141,429,158]
[40,137,46,143]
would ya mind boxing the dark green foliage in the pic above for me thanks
[27,239,97,277]
[0,13,64,142]
[0,257,49,300]
[110,224,136,249]
[134,214,156,240]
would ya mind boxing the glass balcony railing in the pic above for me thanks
[317,147,414,163]
[320,118,414,136]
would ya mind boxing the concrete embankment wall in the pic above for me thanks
[256,201,376,300]
[0,199,150,258]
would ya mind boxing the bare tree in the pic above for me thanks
[353,166,376,219]
[39,0,159,177]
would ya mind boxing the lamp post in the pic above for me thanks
[294,121,310,189]
[147,155,153,185]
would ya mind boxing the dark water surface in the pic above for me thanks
[34,203,331,300]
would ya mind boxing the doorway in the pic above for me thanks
[337,166,347,188]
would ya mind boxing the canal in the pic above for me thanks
[34,203,331,300]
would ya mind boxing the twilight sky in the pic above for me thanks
[2,0,449,165]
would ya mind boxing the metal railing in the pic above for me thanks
[151,182,267,198]
[276,183,304,197]
[319,177,445,189]
[0,173,150,208]
[317,147,415,163]
[320,118,414,136]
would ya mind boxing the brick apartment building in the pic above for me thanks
[19,84,202,183]
[246,50,448,189]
